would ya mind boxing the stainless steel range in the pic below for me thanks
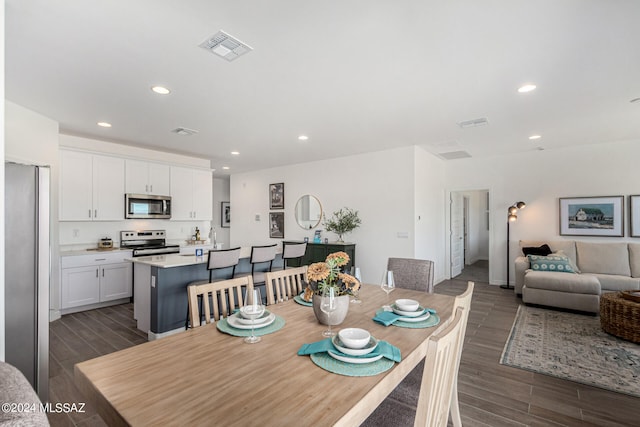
[120,230,180,257]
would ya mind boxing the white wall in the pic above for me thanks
[5,101,61,321]
[230,146,438,284]
[1,1,5,360]
[414,146,447,283]
[212,177,230,247]
[445,139,640,285]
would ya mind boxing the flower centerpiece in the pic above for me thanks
[302,251,360,325]
[323,207,362,242]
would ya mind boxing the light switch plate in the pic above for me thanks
[397,231,409,238]
[255,214,261,221]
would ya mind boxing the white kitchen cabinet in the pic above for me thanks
[125,159,170,196]
[59,150,125,221]
[170,166,212,220]
[60,251,133,311]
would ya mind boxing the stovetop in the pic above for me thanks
[120,230,180,256]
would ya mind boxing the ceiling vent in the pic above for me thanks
[171,127,199,136]
[438,151,472,160]
[457,117,489,129]
[199,30,253,62]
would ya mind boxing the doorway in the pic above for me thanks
[450,190,490,283]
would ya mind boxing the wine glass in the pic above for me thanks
[350,267,362,304]
[381,270,395,310]
[320,286,337,337]
[241,288,265,344]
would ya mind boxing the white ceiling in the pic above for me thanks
[6,1,640,175]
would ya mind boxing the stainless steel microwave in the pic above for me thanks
[125,194,171,219]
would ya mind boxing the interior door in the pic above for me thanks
[450,192,464,277]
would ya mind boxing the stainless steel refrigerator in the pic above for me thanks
[4,162,50,402]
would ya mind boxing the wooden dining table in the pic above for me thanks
[74,284,455,426]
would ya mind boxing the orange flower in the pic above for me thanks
[338,273,360,291]
[326,251,350,267]
[307,262,330,282]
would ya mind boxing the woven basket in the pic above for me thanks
[600,291,640,343]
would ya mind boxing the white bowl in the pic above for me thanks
[338,328,371,349]
[395,298,419,312]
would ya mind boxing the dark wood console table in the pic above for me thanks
[284,241,355,270]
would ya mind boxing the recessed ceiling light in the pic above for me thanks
[528,135,542,140]
[631,97,640,103]
[222,166,230,170]
[97,122,112,128]
[231,151,240,155]
[298,135,309,141]
[518,84,537,93]
[151,86,171,95]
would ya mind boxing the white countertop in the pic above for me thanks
[128,246,257,268]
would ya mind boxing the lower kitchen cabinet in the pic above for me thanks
[60,252,133,311]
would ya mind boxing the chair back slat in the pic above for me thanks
[187,276,254,328]
[264,266,308,305]
[250,244,277,263]
[449,281,474,427]
[208,247,242,270]
[283,242,307,259]
[414,307,466,427]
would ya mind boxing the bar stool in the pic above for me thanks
[243,244,277,304]
[281,241,307,269]
[184,247,241,328]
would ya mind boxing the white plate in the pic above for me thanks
[327,350,384,364]
[392,304,426,317]
[396,311,431,323]
[227,313,275,330]
[234,310,271,325]
[332,335,378,356]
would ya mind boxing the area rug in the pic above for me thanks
[500,305,640,397]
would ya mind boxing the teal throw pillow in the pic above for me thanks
[527,254,576,274]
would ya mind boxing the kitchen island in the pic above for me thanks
[130,248,283,340]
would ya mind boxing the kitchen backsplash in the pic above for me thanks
[59,219,214,251]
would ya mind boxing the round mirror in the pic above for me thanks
[295,195,323,229]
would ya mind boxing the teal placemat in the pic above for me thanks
[216,315,285,337]
[293,295,312,306]
[374,309,440,329]
[310,352,395,377]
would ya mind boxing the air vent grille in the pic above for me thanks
[439,151,472,160]
[171,127,199,136]
[199,30,253,62]
[457,117,489,129]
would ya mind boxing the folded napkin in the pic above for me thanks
[372,308,437,326]
[297,338,401,362]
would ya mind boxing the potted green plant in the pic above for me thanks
[323,207,361,242]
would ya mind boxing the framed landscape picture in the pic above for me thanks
[559,196,624,237]
[629,195,640,237]
[221,202,230,228]
[269,212,284,238]
[269,183,284,209]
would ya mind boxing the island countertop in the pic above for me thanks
[128,247,259,268]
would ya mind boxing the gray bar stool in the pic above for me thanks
[281,241,307,269]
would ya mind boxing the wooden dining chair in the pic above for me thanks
[414,307,466,427]
[449,281,474,427]
[387,257,435,293]
[264,266,308,305]
[187,276,254,328]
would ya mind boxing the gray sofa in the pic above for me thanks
[515,240,640,313]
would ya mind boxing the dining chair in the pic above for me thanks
[281,241,307,269]
[414,307,466,427]
[187,276,254,328]
[387,257,435,293]
[184,247,242,328]
[449,281,474,427]
[264,266,308,305]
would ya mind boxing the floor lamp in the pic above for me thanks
[501,201,526,290]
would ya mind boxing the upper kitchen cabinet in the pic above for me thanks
[125,159,170,196]
[170,166,212,220]
[60,150,125,221]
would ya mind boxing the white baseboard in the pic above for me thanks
[59,298,130,316]
[49,309,61,322]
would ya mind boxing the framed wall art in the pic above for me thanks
[269,182,284,209]
[629,195,640,237]
[221,202,230,228]
[559,196,623,237]
[269,212,284,238]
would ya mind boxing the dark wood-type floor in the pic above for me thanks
[47,274,640,426]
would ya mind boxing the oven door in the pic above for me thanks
[125,194,171,219]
